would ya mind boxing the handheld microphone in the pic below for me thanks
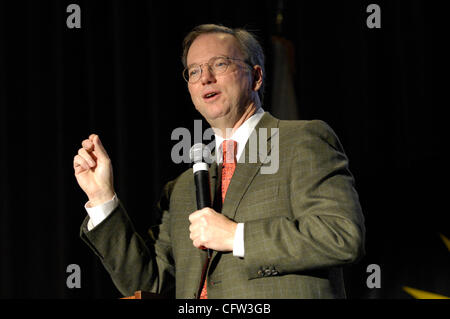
[190,143,212,208]
[189,143,212,257]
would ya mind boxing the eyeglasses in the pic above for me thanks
[183,56,251,84]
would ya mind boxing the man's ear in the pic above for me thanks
[252,65,263,91]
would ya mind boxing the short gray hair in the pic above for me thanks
[182,24,266,105]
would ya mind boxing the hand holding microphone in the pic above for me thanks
[188,144,237,253]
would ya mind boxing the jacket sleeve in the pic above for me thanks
[79,180,176,297]
[243,120,365,279]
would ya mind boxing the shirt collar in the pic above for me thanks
[214,107,265,163]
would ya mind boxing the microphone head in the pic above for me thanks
[189,143,212,164]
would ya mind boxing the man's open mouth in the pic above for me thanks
[203,91,221,100]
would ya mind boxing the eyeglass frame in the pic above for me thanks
[182,56,254,84]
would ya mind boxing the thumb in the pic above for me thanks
[90,134,110,160]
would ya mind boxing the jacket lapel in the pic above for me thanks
[221,112,280,221]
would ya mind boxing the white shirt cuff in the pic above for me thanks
[233,223,245,257]
[85,194,119,231]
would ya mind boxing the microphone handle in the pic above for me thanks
[194,169,212,209]
[193,167,212,258]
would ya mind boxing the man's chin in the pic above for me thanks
[197,105,228,122]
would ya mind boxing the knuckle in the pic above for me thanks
[83,140,94,151]
[74,154,83,163]
[189,211,199,221]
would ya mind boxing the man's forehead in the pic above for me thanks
[186,33,242,65]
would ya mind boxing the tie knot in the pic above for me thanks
[222,140,237,164]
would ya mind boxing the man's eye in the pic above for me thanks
[189,69,199,76]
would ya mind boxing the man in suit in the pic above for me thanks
[73,24,365,299]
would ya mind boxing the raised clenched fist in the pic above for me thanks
[73,134,115,206]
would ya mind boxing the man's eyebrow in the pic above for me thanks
[187,62,199,68]
[186,56,229,69]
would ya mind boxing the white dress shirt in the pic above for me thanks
[85,107,265,258]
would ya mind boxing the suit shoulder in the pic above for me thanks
[160,167,193,197]
[278,119,340,146]
[172,168,193,188]
[279,119,333,133]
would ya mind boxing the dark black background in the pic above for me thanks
[0,0,447,299]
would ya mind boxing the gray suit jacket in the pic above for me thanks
[80,112,365,298]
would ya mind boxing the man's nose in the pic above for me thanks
[200,65,216,85]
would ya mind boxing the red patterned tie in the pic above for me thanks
[199,140,237,299]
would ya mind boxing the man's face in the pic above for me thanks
[186,33,254,127]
